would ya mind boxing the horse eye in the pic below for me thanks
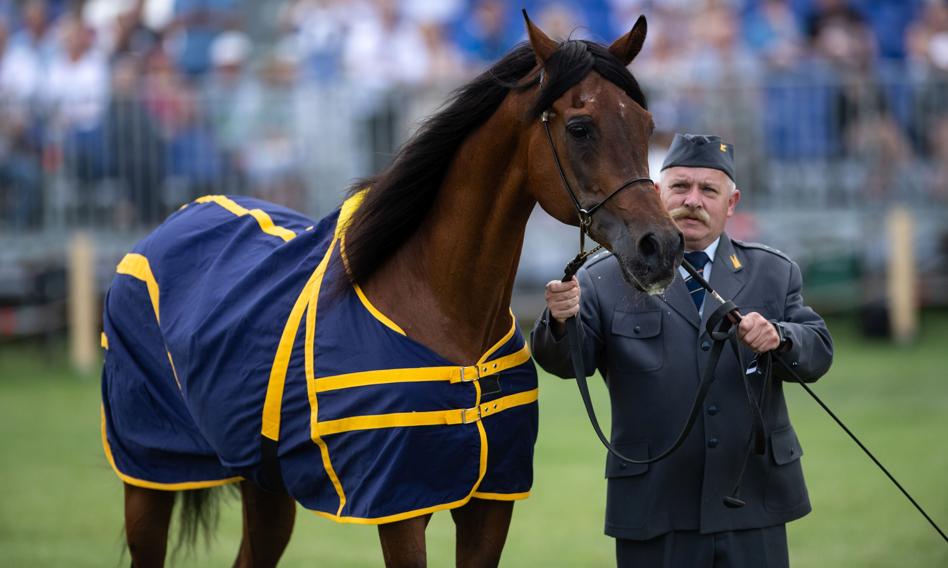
[567,123,590,140]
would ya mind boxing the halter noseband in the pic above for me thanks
[539,110,652,268]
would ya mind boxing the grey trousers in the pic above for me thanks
[615,524,789,568]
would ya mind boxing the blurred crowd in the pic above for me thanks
[1,0,948,230]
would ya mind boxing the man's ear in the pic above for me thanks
[727,188,741,216]
[608,15,647,65]
[522,9,557,66]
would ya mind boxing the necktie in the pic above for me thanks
[684,251,711,311]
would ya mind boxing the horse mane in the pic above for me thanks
[342,40,647,286]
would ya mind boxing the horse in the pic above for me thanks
[100,12,683,567]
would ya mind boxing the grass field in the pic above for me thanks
[0,314,946,567]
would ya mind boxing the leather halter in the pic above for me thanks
[539,110,652,261]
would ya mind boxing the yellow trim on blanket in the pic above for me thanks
[261,260,329,441]
[335,189,367,239]
[313,345,531,393]
[166,351,181,390]
[353,284,406,336]
[100,405,242,491]
[116,253,161,323]
[304,239,348,515]
[479,310,517,363]
[314,388,538,437]
[472,491,531,501]
[195,195,296,242]
[262,190,366,441]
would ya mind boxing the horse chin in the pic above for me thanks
[616,256,676,296]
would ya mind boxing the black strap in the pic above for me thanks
[564,299,741,465]
[258,436,286,493]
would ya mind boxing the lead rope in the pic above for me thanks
[561,257,740,466]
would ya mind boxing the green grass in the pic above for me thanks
[0,314,946,567]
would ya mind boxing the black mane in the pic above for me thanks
[342,40,647,285]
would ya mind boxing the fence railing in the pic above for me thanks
[1,70,947,327]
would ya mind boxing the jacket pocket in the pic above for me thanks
[604,442,650,529]
[610,309,663,372]
[770,424,803,465]
[765,425,808,512]
[604,442,650,478]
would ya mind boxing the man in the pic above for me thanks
[531,133,833,566]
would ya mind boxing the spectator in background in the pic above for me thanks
[166,0,239,77]
[11,0,56,63]
[534,2,591,41]
[43,14,109,181]
[163,84,226,200]
[110,0,161,62]
[0,14,41,102]
[279,0,352,83]
[342,0,430,172]
[229,44,306,209]
[104,55,165,225]
[454,0,517,70]
[743,0,804,70]
[417,20,466,86]
[906,1,948,200]
[688,2,765,194]
[203,30,252,154]
[808,0,915,199]
[0,16,42,228]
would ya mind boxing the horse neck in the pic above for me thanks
[363,103,534,364]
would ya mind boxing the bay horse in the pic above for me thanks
[101,13,683,567]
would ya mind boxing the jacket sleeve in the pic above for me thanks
[529,266,604,379]
[774,259,834,382]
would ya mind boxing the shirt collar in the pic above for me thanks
[686,236,721,264]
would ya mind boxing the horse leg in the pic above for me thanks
[377,514,432,567]
[124,483,175,568]
[233,480,297,568]
[450,498,514,568]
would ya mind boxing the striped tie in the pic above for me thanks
[684,251,711,311]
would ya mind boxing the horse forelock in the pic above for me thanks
[530,39,647,118]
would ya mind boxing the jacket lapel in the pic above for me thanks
[662,272,700,330]
[699,233,746,335]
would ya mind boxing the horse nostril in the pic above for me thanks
[638,233,660,258]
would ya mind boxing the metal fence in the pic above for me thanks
[1,69,947,336]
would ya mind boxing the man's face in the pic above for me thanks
[658,166,740,251]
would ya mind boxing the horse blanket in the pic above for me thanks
[100,192,539,524]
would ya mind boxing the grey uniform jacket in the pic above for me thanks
[530,234,833,541]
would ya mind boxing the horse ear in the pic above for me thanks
[608,15,647,66]
[522,9,557,65]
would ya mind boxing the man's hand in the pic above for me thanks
[545,278,580,324]
[737,311,781,353]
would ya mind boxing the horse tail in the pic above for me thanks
[170,486,231,559]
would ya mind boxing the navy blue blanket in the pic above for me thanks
[101,193,539,524]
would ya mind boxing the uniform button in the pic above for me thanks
[791,361,799,368]
[633,325,641,334]
[700,340,711,351]
[707,437,719,448]
[707,404,719,416]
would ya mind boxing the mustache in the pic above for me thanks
[669,207,710,225]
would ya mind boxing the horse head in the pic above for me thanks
[521,13,683,294]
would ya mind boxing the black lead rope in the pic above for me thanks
[773,355,948,544]
[560,255,948,543]
[563,258,745,468]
